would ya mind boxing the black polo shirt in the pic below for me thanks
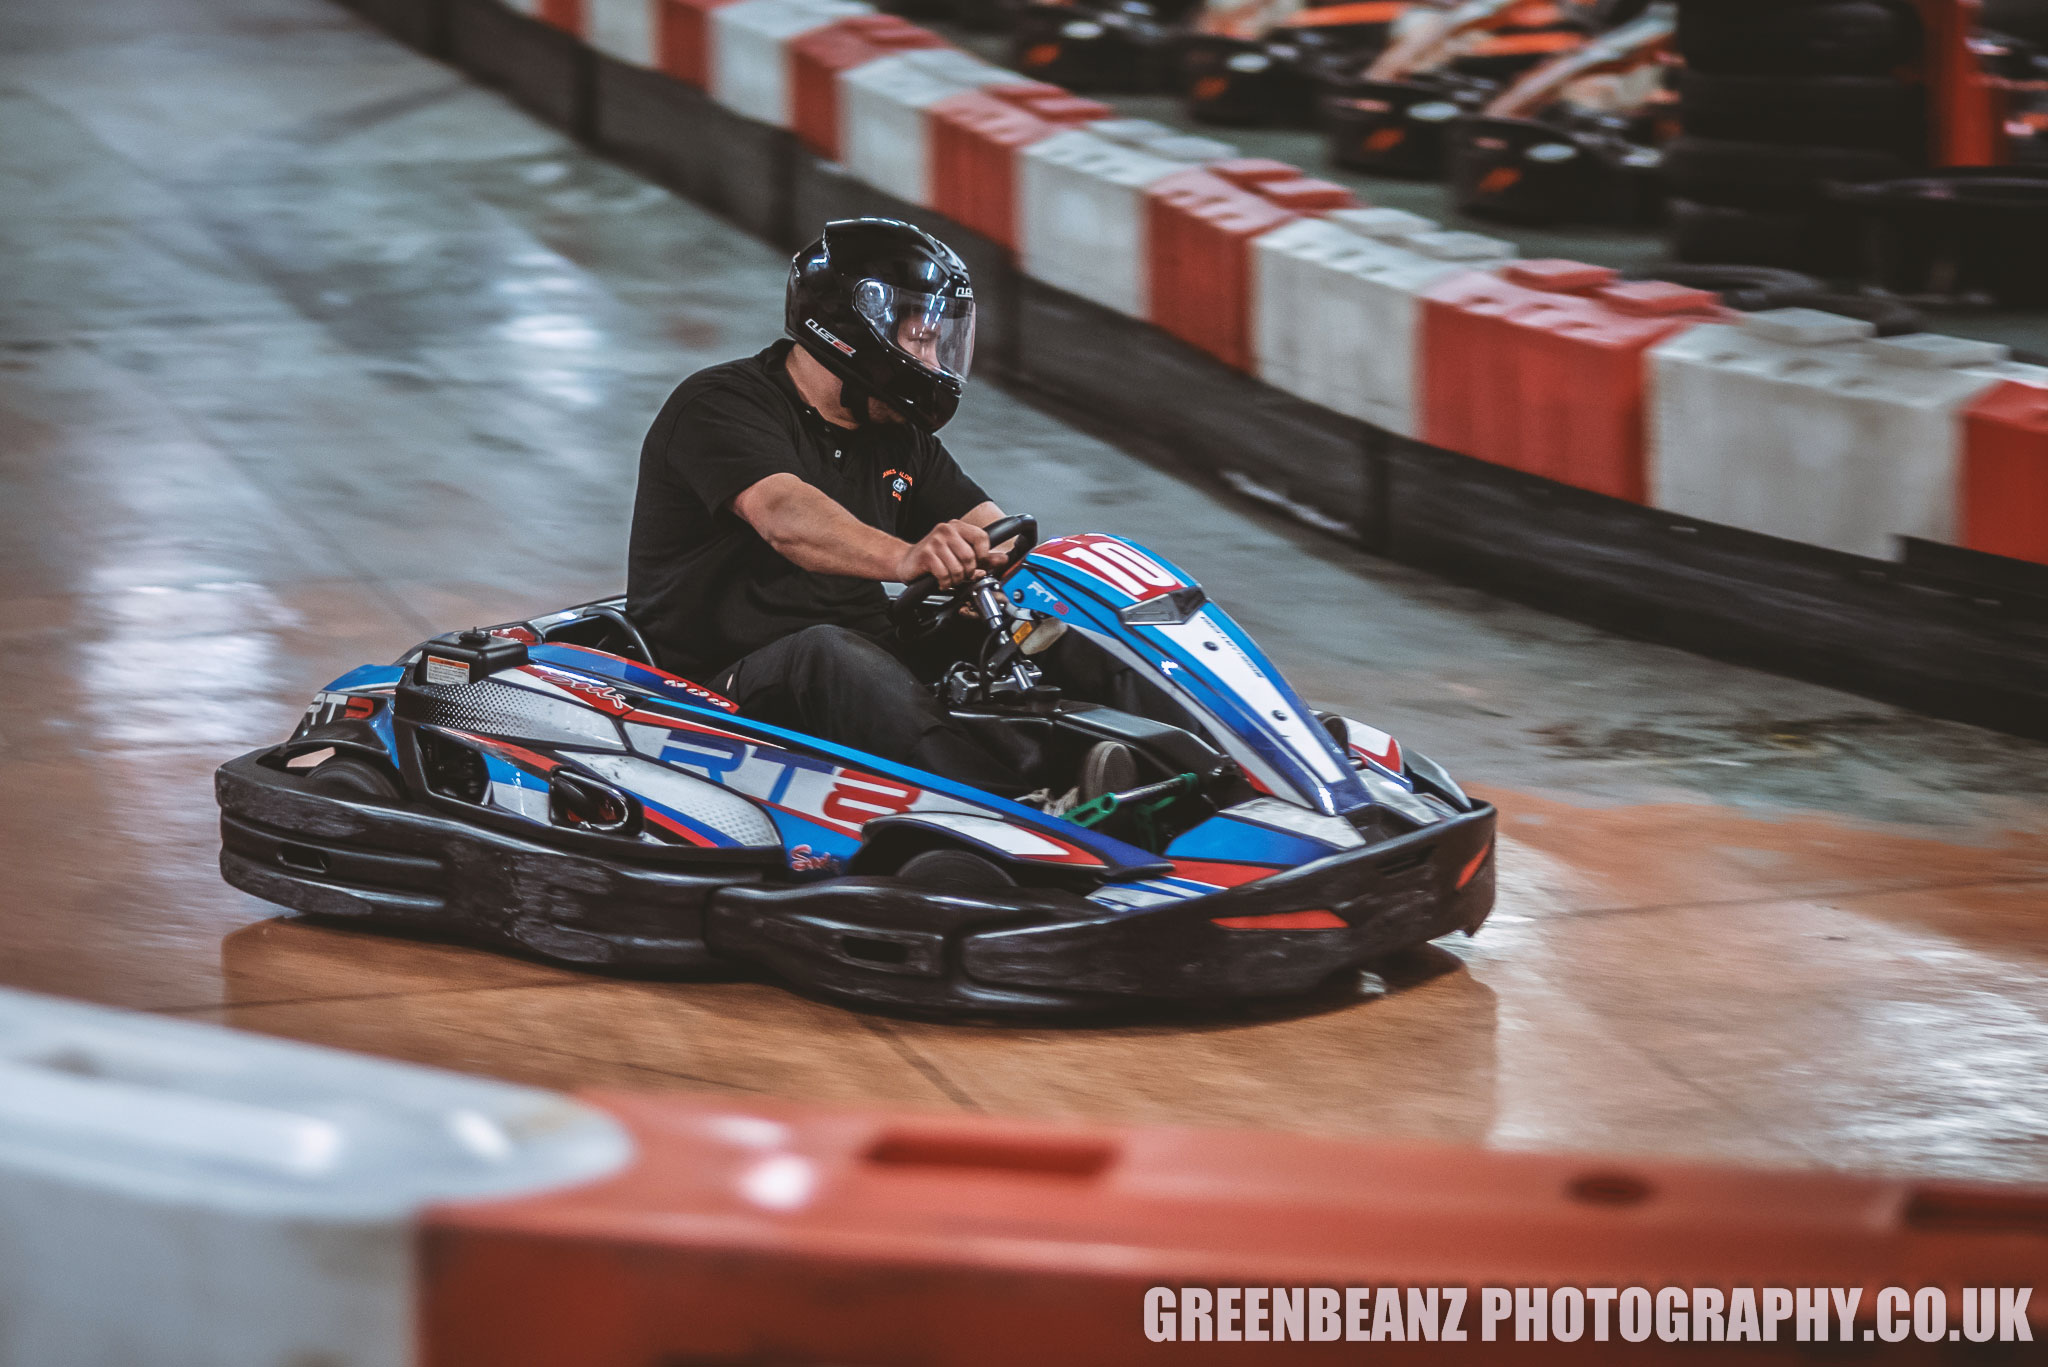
[626,340,989,682]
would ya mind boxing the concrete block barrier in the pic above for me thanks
[788,13,947,158]
[0,987,629,1367]
[1145,161,1353,373]
[656,0,738,86]
[1253,214,1515,436]
[709,0,870,128]
[1422,262,1730,504]
[1649,313,2044,558]
[419,1090,2048,1365]
[1017,278,1376,536]
[585,0,657,66]
[839,47,1009,207]
[928,82,1111,249]
[1019,127,1231,321]
[1959,378,2048,567]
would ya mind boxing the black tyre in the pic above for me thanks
[1663,136,1911,210]
[1982,0,2048,46]
[303,753,405,804]
[1677,71,1926,153]
[1668,196,1851,271]
[1618,262,1823,310]
[895,849,1018,893]
[1675,0,1921,77]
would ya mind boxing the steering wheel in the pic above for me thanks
[888,514,1038,641]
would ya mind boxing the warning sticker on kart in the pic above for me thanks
[422,655,471,686]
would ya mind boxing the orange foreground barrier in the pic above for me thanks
[788,14,948,158]
[420,1092,2047,1365]
[1146,160,1355,372]
[1960,378,2048,565]
[1421,261,1728,503]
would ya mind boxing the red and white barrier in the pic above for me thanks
[838,47,1009,207]
[1019,126,1234,319]
[0,987,628,1367]
[472,0,2048,574]
[788,13,947,157]
[506,0,584,34]
[656,0,740,87]
[1422,261,1730,504]
[1146,160,1355,372]
[1960,378,2048,565]
[1253,214,1515,435]
[1649,312,2045,558]
[928,82,1111,248]
[709,0,871,128]
[586,0,658,64]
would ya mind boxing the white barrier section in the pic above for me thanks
[1252,213,1514,435]
[587,0,659,66]
[1018,127,1229,319]
[839,47,1006,206]
[0,988,631,1367]
[1648,310,2046,557]
[710,0,871,127]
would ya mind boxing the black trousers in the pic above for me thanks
[715,624,1029,795]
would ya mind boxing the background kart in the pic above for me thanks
[216,517,1496,1018]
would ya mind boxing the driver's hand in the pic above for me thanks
[895,519,993,589]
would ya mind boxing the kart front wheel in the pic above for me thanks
[304,754,405,805]
[895,849,1016,894]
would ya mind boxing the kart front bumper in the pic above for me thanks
[217,749,1496,1017]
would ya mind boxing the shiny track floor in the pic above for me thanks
[5,0,2047,1182]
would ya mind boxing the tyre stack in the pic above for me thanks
[1665,0,1927,271]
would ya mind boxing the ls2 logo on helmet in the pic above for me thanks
[805,318,855,356]
[882,468,913,502]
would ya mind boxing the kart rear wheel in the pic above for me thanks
[895,849,1017,894]
[303,754,405,805]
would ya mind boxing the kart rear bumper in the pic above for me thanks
[216,750,757,972]
[217,750,1496,1016]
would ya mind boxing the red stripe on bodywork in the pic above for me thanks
[1171,860,1280,889]
[642,807,719,848]
[1213,909,1347,930]
[441,731,564,775]
[1456,838,1493,889]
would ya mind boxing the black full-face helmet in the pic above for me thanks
[785,218,975,432]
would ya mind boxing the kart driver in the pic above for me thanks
[626,219,1036,795]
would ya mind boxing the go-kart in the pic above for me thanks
[1446,1,1675,224]
[1179,0,1424,129]
[1322,0,1592,176]
[215,516,1496,1017]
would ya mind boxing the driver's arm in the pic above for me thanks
[732,473,994,587]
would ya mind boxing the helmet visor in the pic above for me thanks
[853,279,976,380]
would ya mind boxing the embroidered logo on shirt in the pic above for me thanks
[882,469,913,502]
